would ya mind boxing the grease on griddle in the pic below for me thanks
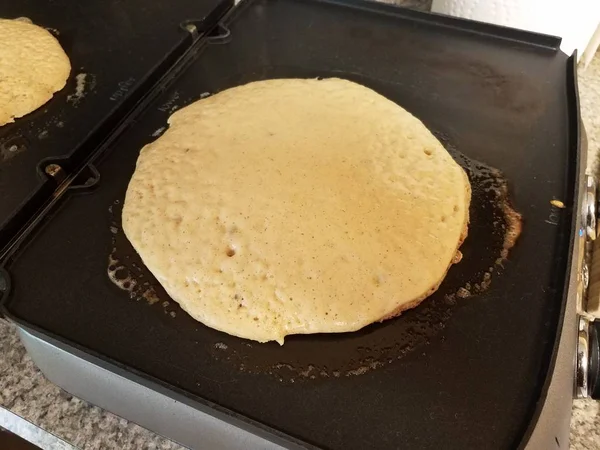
[0,141,26,163]
[209,290,456,382]
[151,126,166,137]
[106,152,521,383]
[67,73,96,105]
[108,250,161,306]
[107,200,163,308]
[107,253,135,296]
[448,153,522,301]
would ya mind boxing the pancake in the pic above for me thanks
[0,18,70,126]
[122,78,471,344]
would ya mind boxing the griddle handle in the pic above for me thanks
[589,321,600,399]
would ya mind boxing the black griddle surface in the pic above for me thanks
[0,0,229,251]
[0,0,579,449]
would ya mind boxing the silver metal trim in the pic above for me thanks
[575,175,598,398]
[576,178,593,317]
[584,175,597,241]
[17,328,284,450]
[576,317,590,398]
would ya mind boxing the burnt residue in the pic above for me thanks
[107,148,521,383]
[447,142,522,300]
[207,290,457,382]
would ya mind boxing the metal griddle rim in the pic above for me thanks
[304,0,562,50]
[516,54,582,449]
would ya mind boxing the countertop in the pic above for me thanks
[1,2,600,450]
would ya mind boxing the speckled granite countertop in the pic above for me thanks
[1,2,600,450]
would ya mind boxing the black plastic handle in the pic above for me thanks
[589,321,600,399]
[0,267,12,320]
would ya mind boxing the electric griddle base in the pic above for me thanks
[0,0,583,448]
[18,328,281,450]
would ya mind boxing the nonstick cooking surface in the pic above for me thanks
[0,0,579,449]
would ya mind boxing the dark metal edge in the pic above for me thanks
[318,0,562,50]
[516,51,583,449]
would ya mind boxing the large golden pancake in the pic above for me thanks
[123,78,471,344]
[0,18,70,126]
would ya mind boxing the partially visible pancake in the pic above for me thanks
[123,78,471,344]
[0,18,70,126]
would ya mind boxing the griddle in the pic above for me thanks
[0,0,582,448]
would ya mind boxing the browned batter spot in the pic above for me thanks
[456,287,471,299]
[498,179,523,254]
[453,250,463,264]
